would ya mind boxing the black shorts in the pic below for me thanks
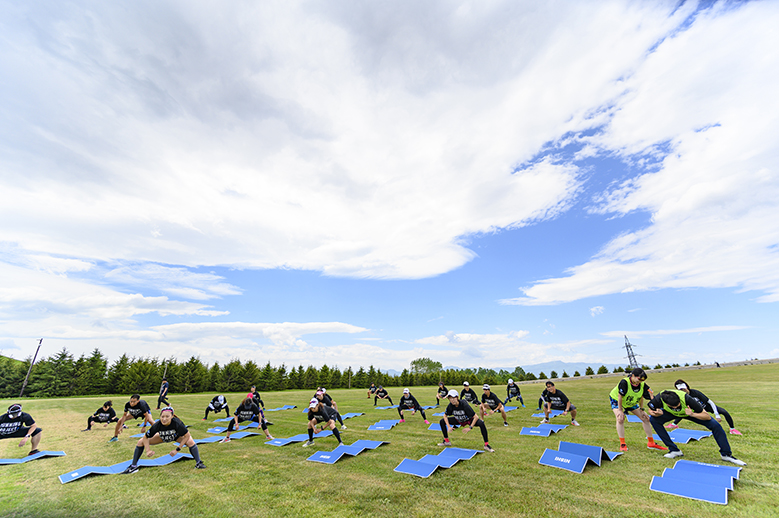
[1,426,40,439]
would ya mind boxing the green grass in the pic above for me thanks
[1,364,778,517]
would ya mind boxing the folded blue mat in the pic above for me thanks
[0,451,66,465]
[306,440,389,464]
[59,453,193,484]
[394,447,482,478]
[264,430,333,447]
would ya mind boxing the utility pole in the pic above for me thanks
[19,338,43,398]
[623,335,640,370]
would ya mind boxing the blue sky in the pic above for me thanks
[1,1,778,371]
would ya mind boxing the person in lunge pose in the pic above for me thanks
[156,378,169,410]
[121,406,204,474]
[374,385,393,406]
[460,382,479,405]
[83,401,118,431]
[541,382,579,426]
[438,390,494,452]
[398,388,429,424]
[367,383,377,399]
[504,379,525,407]
[220,397,274,442]
[315,390,346,430]
[0,404,43,455]
[667,379,741,435]
[646,389,746,466]
[480,384,509,427]
[249,385,265,410]
[435,382,449,406]
[303,398,343,447]
[110,395,154,442]
[609,368,665,452]
[203,395,229,421]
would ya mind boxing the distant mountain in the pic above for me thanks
[519,361,626,377]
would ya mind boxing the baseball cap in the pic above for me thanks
[463,381,469,386]
[508,379,514,384]
[482,384,490,390]
[403,388,410,394]
[309,398,318,409]
[447,389,459,398]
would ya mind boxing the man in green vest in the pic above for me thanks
[646,389,746,466]
[609,368,665,452]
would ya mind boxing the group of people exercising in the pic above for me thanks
[1,370,745,471]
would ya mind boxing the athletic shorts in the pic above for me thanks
[0,426,40,439]
[550,404,575,411]
[610,397,639,411]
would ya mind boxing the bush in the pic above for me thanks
[585,366,594,376]
[573,371,580,377]
[562,371,569,378]
[550,370,558,379]
[597,365,608,374]
[539,372,548,380]
[654,364,663,370]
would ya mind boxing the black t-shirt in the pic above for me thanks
[507,383,521,396]
[617,379,652,399]
[124,400,151,418]
[146,416,188,442]
[648,392,704,414]
[481,392,502,409]
[211,395,226,409]
[92,407,117,422]
[542,389,570,409]
[0,412,34,436]
[368,385,377,393]
[234,402,261,422]
[437,385,448,397]
[400,394,421,410]
[321,394,334,407]
[308,404,337,423]
[375,388,389,398]
[444,400,476,425]
[460,388,479,403]
[159,381,169,395]
[686,389,711,408]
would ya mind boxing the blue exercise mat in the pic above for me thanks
[539,442,621,473]
[531,410,564,418]
[59,453,193,484]
[340,412,365,420]
[264,430,333,447]
[265,404,297,412]
[421,405,437,410]
[672,459,742,479]
[207,422,260,434]
[374,405,399,410]
[368,419,400,430]
[213,417,233,422]
[650,475,729,505]
[660,467,735,490]
[427,422,462,432]
[521,424,568,437]
[538,423,568,432]
[394,447,482,478]
[652,428,712,444]
[306,439,389,464]
[627,415,643,423]
[0,451,66,465]
[558,441,622,466]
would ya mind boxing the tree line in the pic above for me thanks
[0,348,700,399]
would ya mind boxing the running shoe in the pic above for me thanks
[484,444,495,453]
[503,422,509,427]
[266,435,275,440]
[424,420,430,424]
[341,425,347,430]
[109,437,118,442]
[540,418,550,424]
[302,440,314,447]
[81,429,90,432]
[219,437,231,443]
[27,449,39,456]
[438,440,452,447]
[201,418,207,421]
[647,442,667,451]
[521,404,526,408]
[121,465,139,474]
[195,462,206,469]
[721,455,746,466]
[399,419,405,423]
[571,420,580,426]
[619,443,628,452]
[663,450,684,459]
[665,423,679,430]
[729,428,743,435]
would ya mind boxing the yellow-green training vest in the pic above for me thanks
[660,390,688,417]
[609,377,645,408]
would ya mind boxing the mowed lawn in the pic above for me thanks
[1,363,778,518]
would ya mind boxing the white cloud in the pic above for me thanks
[504,2,779,306]
[590,306,604,317]
[0,2,691,280]
[104,264,241,300]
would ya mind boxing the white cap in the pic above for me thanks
[675,382,688,391]
[403,388,410,393]
[483,384,490,390]
[309,398,318,408]
[463,381,469,386]
[447,389,459,398]
[321,388,327,393]
[508,379,514,384]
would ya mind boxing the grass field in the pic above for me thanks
[1,363,777,517]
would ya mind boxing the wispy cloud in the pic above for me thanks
[601,326,751,339]
[590,306,605,317]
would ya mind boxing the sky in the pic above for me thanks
[1,0,778,373]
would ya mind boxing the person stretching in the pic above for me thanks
[121,406,204,473]
[667,379,741,435]
[303,398,343,447]
[480,384,509,427]
[110,395,154,442]
[609,368,665,452]
[83,401,118,431]
[398,388,429,424]
[220,397,274,442]
[541,382,579,426]
[439,390,494,452]
[203,395,229,420]
[374,386,393,406]
[460,382,479,405]
[504,379,525,407]
[0,404,42,456]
